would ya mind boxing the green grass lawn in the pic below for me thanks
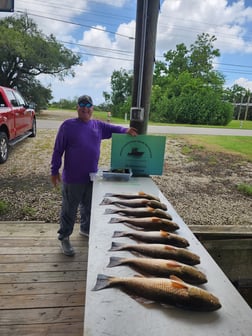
[178,135,252,161]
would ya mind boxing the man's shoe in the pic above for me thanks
[61,237,75,256]
[79,229,89,238]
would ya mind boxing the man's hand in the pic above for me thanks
[51,173,61,187]
[126,127,138,136]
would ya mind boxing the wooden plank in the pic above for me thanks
[0,261,87,272]
[0,238,88,247]
[189,225,252,239]
[0,246,88,254]
[0,271,87,283]
[0,281,85,295]
[0,322,83,336]
[0,252,86,263]
[0,221,86,238]
[0,222,59,237]
[0,306,84,325]
[0,293,85,309]
[0,221,88,335]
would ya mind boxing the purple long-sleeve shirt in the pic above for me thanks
[51,118,128,183]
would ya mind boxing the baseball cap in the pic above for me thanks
[78,95,93,105]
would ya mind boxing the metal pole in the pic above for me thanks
[136,0,148,108]
[130,0,160,134]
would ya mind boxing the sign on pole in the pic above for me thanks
[111,134,166,176]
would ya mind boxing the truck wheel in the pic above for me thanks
[0,132,9,163]
[29,118,36,138]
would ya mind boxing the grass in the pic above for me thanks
[43,108,252,130]
[237,183,252,196]
[178,135,252,161]
[0,200,9,214]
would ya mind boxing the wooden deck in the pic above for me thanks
[0,221,88,336]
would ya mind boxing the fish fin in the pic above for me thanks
[171,280,188,289]
[138,191,160,202]
[170,275,188,285]
[100,197,112,205]
[164,245,177,251]
[133,274,145,278]
[107,256,123,268]
[92,274,112,291]
[152,217,162,223]
[131,295,155,305]
[130,251,144,258]
[166,260,181,267]
[108,241,124,251]
[112,231,125,238]
[160,230,170,237]
[104,208,116,214]
[124,223,144,231]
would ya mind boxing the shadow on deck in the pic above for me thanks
[0,221,88,336]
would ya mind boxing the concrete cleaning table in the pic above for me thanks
[84,177,252,336]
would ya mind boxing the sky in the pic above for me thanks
[1,0,252,104]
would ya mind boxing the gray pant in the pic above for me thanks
[58,182,93,240]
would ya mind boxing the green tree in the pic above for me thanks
[0,14,80,110]
[104,68,133,117]
[152,33,231,125]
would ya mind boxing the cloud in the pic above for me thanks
[157,0,252,55]
[1,0,252,103]
[234,78,252,92]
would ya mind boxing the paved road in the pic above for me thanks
[37,119,252,136]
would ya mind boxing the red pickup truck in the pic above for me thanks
[0,86,36,163]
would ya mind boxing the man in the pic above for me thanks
[51,95,137,256]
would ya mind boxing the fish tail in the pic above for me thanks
[109,217,122,223]
[92,274,113,291]
[104,193,114,197]
[100,198,112,205]
[109,241,124,251]
[107,256,123,268]
[112,231,125,237]
[105,208,116,214]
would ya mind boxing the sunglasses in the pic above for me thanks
[79,102,93,108]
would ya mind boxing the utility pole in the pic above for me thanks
[130,0,160,134]
[244,93,251,122]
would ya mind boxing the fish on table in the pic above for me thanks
[109,242,200,265]
[100,197,167,211]
[107,256,207,285]
[104,191,160,202]
[92,274,221,312]
[112,230,189,248]
[105,207,173,220]
[109,216,179,232]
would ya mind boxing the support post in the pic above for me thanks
[130,0,160,134]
